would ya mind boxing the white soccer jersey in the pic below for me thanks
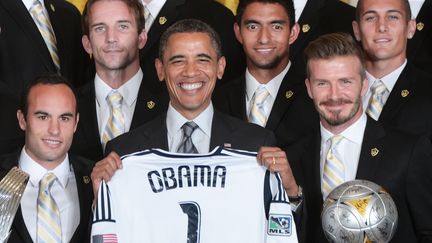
[91,147,298,243]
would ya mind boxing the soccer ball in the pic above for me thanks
[321,180,398,243]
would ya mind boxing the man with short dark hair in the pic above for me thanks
[0,74,93,243]
[299,32,432,243]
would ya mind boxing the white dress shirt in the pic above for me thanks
[142,0,166,30]
[95,69,143,143]
[245,63,290,126]
[409,0,425,19]
[19,148,79,243]
[166,103,213,153]
[320,113,367,199]
[362,60,407,113]
[293,0,307,22]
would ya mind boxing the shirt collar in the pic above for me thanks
[320,112,367,146]
[245,62,290,101]
[18,147,72,189]
[366,59,407,93]
[166,102,214,139]
[143,0,166,18]
[95,69,143,108]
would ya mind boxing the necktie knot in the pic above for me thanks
[106,90,123,109]
[177,121,199,154]
[367,80,388,120]
[253,86,270,106]
[249,86,270,127]
[39,172,57,192]
[370,80,387,95]
[181,121,198,138]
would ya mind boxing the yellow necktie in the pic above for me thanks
[248,86,270,127]
[37,173,62,243]
[366,80,388,120]
[30,0,60,72]
[322,135,344,198]
[102,91,125,148]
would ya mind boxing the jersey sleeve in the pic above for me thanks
[91,180,119,243]
[266,172,299,243]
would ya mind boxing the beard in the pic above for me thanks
[316,96,361,126]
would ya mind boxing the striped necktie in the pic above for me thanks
[37,173,62,243]
[248,86,270,127]
[177,121,199,154]
[366,80,389,120]
[143,6,152,31]
[322,135,345,198]
[30,0,60,72]
[102,90,125,148]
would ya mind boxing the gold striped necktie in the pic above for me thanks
[366,79,388,120]
[102,90,125,149]
[248,86,270,127]
[30,0,60,72]
[37,173,62,243]
[322,135,345,198]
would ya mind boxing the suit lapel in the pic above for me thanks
[81,84,103,153]
[1,0,54,71]
[209,111,234,150]
[356,117,386,181]
[142,0,184,56]
[379,65,414,123]
[407,0,432,59]
[148,114,169,150]
[266,66,304,130]
[227,77,247,121]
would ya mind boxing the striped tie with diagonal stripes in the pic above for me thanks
[177,121,199,154]
[248,86,270,127]
[102,90,125,149]
[37,173,62,243]
[366,79,389,121]
[30,0,60,72]
[322,135,344,199]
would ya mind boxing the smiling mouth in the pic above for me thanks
[255,48,274,53]
[179,82,204,91]
[43,139,62,145]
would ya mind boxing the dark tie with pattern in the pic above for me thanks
[177,121,199,154]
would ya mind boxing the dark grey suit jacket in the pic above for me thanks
[105,110,276,157]
[297,117,432,243]
[0,151,94,243]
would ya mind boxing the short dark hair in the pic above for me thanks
[158,19,223,60]
[82,0,145,36]
[236,0,295,28]
[20,74,78,118]
[356,0,412,22]
[304,32,366,80]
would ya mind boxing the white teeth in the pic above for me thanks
[44,139,60,145]
[256,48,272,53]
[180,82,203,91]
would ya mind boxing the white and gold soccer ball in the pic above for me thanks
[321,180,398,243]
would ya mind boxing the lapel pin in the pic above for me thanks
[83,176,90,184]
[401,89,409,98]
[302,24,310,33]
[224,143,231,148]
[147,100,155,109]
[159,16,167,25]
[285,90,294,99]
[50,4,55,12]
[371,148,379,157]
[417,22,424,31]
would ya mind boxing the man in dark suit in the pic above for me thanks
[71,0,169,161]
[214,0,319,162]
[0,74,93,243]
[92,19,301,206]
[139,0,245,92]
[0,84,24,155]
[407,0,432,74]
[289,0,355,72]
[353,0,432,141]
[298,32,432,243]
[0,0,89,96]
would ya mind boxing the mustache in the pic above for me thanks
[319,98,353,106]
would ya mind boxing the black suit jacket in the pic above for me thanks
[71,79,169,161]
[0,89,24,154]
[0,0,89,95]
[298,117,432,243]
[213,66,319,163]
[407,0,432,74]
[139,0,245,93]
[0,151,94,243]
[105,110,276,157]
[379,63,432,141]
[290,0,355,72]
